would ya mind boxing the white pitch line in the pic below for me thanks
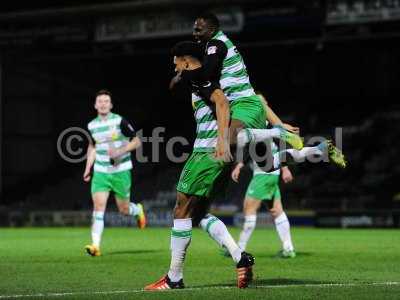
[0,282,399,299]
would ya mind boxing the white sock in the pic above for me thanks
[237,128,281,147]
[91,211,104,248]
[274,212,294,251]
[167,218,192,282]
[200,214,242,263]
[273,146,323,169]
[128,202,140,216]
[288,146,323,161]
[238,215,257,251]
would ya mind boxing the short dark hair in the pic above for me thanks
[197,12,220,30]
[96,89,112,98]
[171,41,203,61]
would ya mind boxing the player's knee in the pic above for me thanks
[119,206,129,215]
[173,195,190,218]
[270,207,283,218]
[93,203,106,211]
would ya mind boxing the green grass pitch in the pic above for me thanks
[0,227,399,299]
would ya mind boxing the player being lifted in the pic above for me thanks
[170,13,303,155]
[83,90,146,257]
[145,41,255,290]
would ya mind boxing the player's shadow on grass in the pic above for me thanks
[252,278,327,286]
[197,278,328,289]
[107,249,161,256]
[256,251,313,259]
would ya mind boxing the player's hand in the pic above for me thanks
[231,163,244,183]
[83,169,91,182]
[215,137,233,162]
[283,123,300,135]
[281,166,294,183]
[108,147,125,159]
[169,72,182,90]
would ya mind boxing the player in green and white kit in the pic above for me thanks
[232,142,296,258]
[83,90,146,257]
[145,42,255,291]
[191,13,303,152]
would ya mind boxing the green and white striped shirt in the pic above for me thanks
[252,141,280,176]
[210,31,256,102]
[192,93,218,152]
[88,113,132,174]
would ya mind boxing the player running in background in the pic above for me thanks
[230,137,346,257]
[224,92,345,258]
[83,89,146,257]
[145,41,254,291]
[230,93,298,257]
[231,145,297,258]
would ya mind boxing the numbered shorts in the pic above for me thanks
[177,152,229,198]
[246,174,281,201]
[230,95,267,129]
[91,170,131,200]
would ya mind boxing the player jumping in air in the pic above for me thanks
[83,90,146,257]
[145,41,255,290]
[170,13,303,156]
[194,13,303,150]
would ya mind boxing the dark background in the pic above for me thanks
[1,0,399,215]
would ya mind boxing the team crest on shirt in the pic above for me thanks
[207,46,217,55]
[110,125,119,141]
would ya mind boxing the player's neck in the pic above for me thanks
[98,112,111,120]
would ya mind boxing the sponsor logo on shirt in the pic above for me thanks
[207,46,217,55]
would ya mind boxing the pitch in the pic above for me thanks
[0,227,399,299]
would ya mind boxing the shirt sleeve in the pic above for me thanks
[87,124,96,145]
[120,118,136,138]
[201,39,228,81]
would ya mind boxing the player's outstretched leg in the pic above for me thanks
[200,214,255,288]
[237,126,303,151]
[287,140,346,168]
[266,140,347,172]
[324,140,347,168]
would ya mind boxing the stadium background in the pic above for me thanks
[1,0,400,228]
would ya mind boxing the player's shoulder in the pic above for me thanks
[111,112,123,121]
[207,38,226,49]
[88,116,99,130]
[206,38,227,54]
